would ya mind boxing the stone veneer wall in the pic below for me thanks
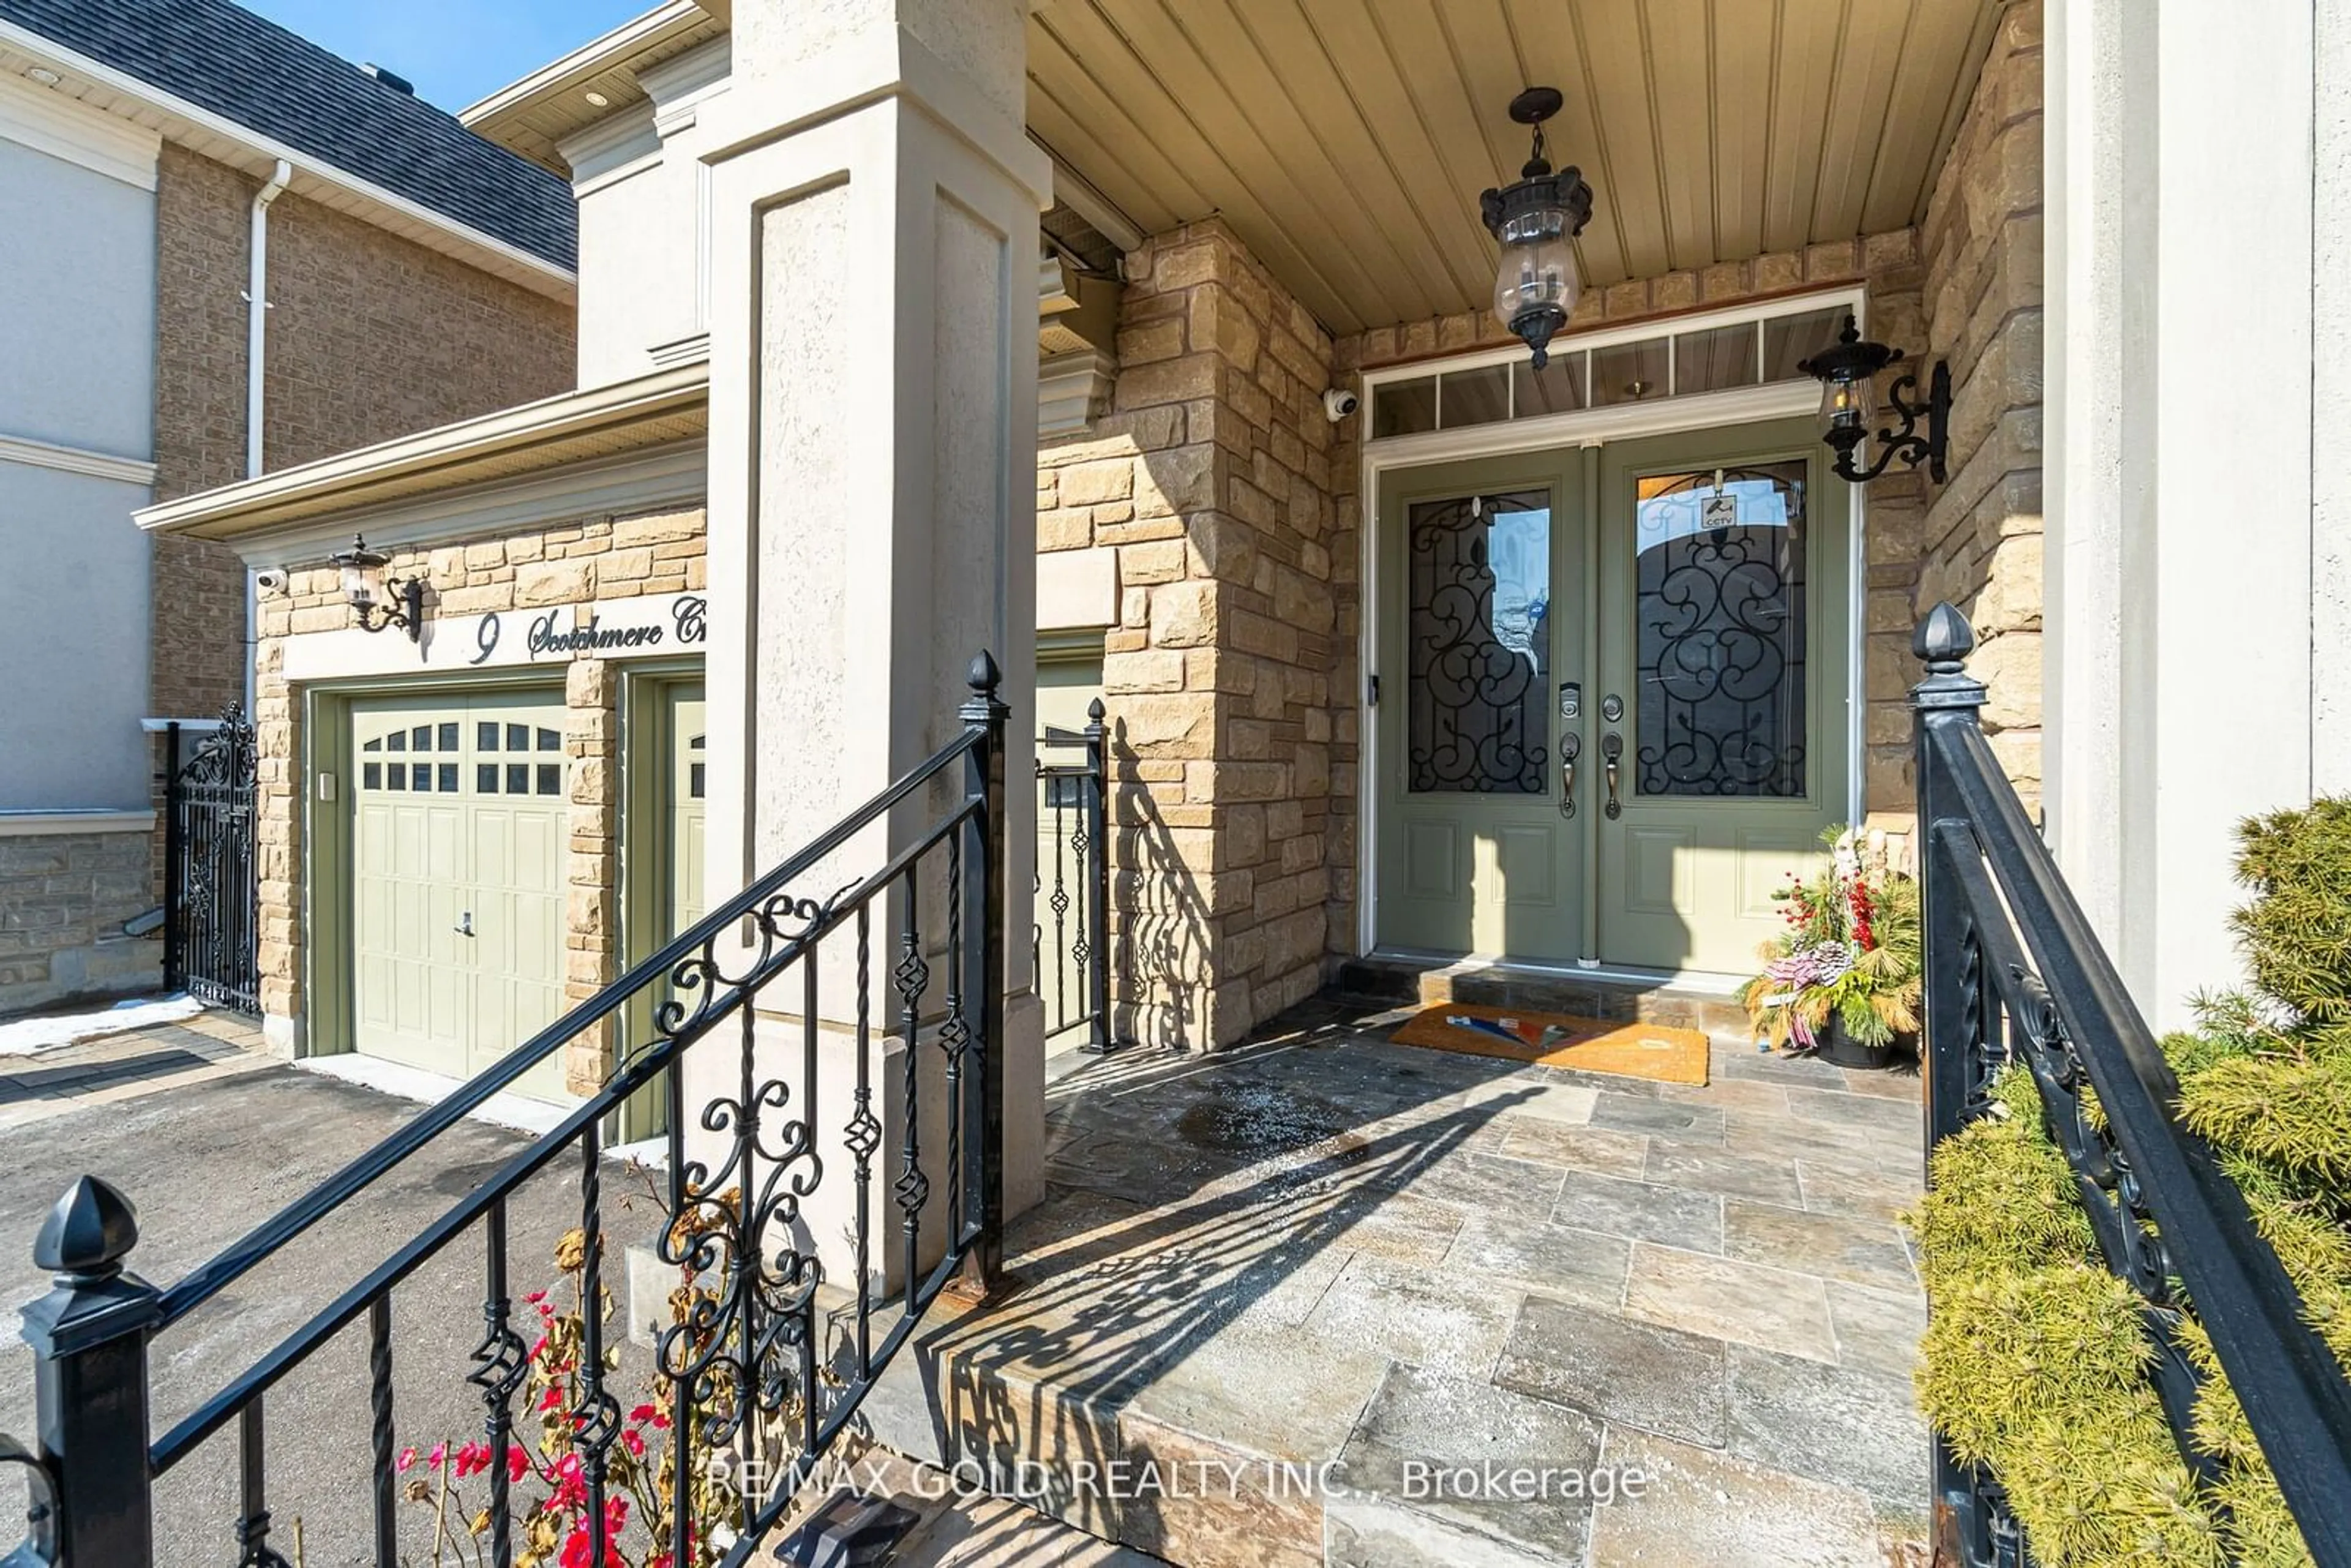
[252,508,703,1088]
[1036,220,1347,1049]
[0,826,160,1013]
[1909,0,2045,814]
[1036,30,2042,1026]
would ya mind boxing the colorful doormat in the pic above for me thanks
[1390,1002,1709,1086]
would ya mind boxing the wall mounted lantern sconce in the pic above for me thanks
[329,534,423,641]
[1798,315,1951,484]
[1480,87,1594,370]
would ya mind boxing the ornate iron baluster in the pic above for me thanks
[1084,698,1113,1056]
[575,1125,620,1566]
[733,985,759,1486]
[662,1052,696,1568]
[233,1400,290,1567]
[848,904,878,1378]
[1048,786,1070,1032]
[800,950,822,1455]
[941,830,967,1252]
[369,1297,396,1567]
[893,867,930,1307]
[468,1199,527,1568]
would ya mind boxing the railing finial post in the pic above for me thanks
[18,1177,162,1566]
[958,650,1010,1296]
[1911,601,1988,715]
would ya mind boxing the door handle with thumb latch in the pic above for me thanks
[1559,733,1581,819]
[1601,733,1623,819]
[456,911,474,937]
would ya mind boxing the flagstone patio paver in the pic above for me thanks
[1548,1168,1725,1254]
[1722,1198,1921,1293]
[869,994,1932,1564]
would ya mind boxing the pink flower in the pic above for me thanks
[560,1528,623,1568]
[396,1447,418,1472]
[539,1386,566,1412]
[507,1445,532,1484]
[551,1454,587,1511]
[623,1429,645,1458]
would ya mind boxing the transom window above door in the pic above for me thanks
[1370,301,1851,440]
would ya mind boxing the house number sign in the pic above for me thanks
[471,595,709,665]
[280,588,713,683]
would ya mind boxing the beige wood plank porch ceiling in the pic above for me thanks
[1027,0,2002,336]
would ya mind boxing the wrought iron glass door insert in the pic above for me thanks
[1374,419,1851,973]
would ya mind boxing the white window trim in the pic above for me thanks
[1352,287,1873,961]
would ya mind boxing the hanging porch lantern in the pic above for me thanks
[1480,87,1594,370]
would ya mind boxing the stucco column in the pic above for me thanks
[2046,0,2317,1027]
[693,0,1048,1286]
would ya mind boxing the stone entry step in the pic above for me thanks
[775,1452,1164,1566]
[1334,954,1755,1040]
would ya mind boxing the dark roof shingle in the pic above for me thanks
[0,0,576,269]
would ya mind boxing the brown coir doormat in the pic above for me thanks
[1390,1002,1709,1086]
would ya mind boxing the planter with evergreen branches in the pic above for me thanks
[1741,826,1922,1069]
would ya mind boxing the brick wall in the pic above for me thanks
[1911,0,2045,813]
[149,141,577,724]
[151,144,255,727]
[0,826,160,1014]
[252,508,702,1082]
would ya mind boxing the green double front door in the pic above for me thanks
[1374,418,1850,974]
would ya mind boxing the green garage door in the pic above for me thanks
[351,691,569,1100]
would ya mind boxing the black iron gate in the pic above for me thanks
[1037,699,1116,1053]
[163,705,259,1015]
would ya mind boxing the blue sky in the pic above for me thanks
[242,0,651,112]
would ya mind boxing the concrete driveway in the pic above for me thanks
[0,1016,668,1566]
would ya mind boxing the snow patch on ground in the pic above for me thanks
[293,1052,569,1137]
[0,992,203,1057]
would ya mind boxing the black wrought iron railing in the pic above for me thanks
[1913,605,2351,1564]
[7,656,1012,1567]
[162,706,260,1015]
[1034,699,1114,1054]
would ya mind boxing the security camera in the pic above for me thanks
[254,569,288,593]
[1322,386,1360,423]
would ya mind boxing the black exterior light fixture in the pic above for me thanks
[1798,314,1951,484]
[329,533,424,640]
[1480,86,1594,370]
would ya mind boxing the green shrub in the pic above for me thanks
[1907,798,2351,1565]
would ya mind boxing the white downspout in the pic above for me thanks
[246,158,288,478]
[243,159,290,711]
